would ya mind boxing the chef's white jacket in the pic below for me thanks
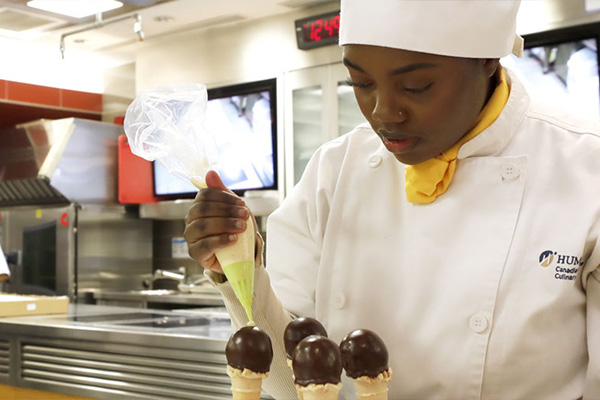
[211,69,600,399]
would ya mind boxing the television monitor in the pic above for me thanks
[501,22,600,119]
[153,78,278,199]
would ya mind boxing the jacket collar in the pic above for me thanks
[457,67,530,159]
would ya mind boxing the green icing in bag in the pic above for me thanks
[217,216,256,323]
[223,260,254,323]
[190,178,255,323]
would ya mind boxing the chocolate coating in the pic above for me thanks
[339,329,389,378]
[292,335,342,386]
[226,326,273,373]
[283,317,328,359]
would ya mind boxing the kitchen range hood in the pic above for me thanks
[0,118,123,207]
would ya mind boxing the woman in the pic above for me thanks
[184,1,600,398]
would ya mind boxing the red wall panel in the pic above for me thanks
[61,89,102,112]
[7,81,60,106]
[0,80,103,129]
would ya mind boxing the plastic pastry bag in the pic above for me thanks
[123,83,217,189]
[123,83,256,324]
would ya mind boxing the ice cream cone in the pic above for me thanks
[230,375,262,400]
[353,378,388,400]
[296,383,341,400]
[287,358,304,400]
[352,370,392,400]
[227,366,267,400]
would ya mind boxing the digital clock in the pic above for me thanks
[295,11,340,50]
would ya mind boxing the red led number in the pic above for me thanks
[324,16,339,37]
[332,15,340,35]
[302,15,340,43]
[312,19,323,41]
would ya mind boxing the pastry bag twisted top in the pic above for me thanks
[123,83,256,323]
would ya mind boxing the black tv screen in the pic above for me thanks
[153,78,278,198]
[502,22,600,119]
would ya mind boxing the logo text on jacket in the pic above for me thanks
[538,250,585,281]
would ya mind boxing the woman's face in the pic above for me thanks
[343,45,498,165]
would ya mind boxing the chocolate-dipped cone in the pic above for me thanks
[284,318,328,400]
[340,329,392,400]
[292,335,342,400]
[226,326,273,400]
[284,317,328,359]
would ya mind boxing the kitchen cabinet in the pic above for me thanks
[283,62,366,194]
[0,80,103,130]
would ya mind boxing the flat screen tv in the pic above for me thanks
[501,22,600,119]
[153,78,278,199]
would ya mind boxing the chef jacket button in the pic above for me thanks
[501,164,520,181]
[368,155,383,168]
[469,314,489,334]
[333,293,346,309]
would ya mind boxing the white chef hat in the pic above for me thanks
[339,0,523,58]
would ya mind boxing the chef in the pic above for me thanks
[184,0,600,398]
[0,243,10,283]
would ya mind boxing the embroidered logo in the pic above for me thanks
[538,250,585,281]
[538,250,554,267]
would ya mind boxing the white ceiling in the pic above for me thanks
[0,0,337,64]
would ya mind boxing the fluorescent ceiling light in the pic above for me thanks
[27,0,123,19]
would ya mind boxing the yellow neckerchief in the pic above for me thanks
[405,68,509,204]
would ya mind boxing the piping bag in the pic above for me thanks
[123,83,255,323]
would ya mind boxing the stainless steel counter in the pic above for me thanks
[0,304,232,340]
[92,289,225,308]
[0,304,271,400]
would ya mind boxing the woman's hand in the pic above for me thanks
[184,170,252,274]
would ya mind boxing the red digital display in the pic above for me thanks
[295,11,340,50]
[302,15,340,43]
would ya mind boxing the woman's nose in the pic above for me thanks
[371,91,407,123]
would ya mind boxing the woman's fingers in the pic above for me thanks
[186,197,249,223]
[184,216,247,242]
[187,233,240,272]
[193,186,244,205]
[184,171,250,273]
[205,169,230,192]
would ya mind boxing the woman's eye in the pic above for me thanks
[345,79,372,89]
[404,83,433,94]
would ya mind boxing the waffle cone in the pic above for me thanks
[287,358,304,400]
[230,374,263,400]
[227,366,267,400]
[352,370,392,400]
[296,383,341,400]
[353,378,389,400]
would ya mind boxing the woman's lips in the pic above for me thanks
[382,137,418,153]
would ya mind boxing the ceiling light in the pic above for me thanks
[27,0,124,19]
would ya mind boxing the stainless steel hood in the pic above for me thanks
[0,118,123,206]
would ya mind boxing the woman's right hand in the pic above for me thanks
[184,170,251,274]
